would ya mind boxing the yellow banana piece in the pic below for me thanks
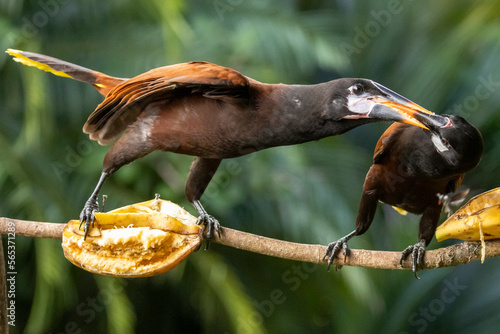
[62,198,201,277]
[435,187,500,242]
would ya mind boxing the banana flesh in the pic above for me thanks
[62,198,201,277]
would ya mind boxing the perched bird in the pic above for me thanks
[324,115,483,276]
[7,49,450,244]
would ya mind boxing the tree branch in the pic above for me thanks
[1,217,499,270]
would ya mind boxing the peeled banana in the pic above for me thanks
[62,198,201,277]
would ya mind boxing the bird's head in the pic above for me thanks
[326,78,450,130]
[425,114,483,173]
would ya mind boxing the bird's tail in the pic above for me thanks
[6,49,126,96]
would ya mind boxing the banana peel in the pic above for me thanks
[436,188,500,242]
[435,188,500,263]
[62,198,201,277]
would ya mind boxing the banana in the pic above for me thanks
[62,198,202,277]
[435,187,500,242]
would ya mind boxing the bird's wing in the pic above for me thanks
[83,61,250,145]
[373,123,407,163]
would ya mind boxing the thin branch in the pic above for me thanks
[1,217,499,270]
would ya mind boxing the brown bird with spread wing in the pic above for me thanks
[7,49,451,247]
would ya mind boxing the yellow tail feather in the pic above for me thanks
[6,49,72,79]
[392,206,408,216]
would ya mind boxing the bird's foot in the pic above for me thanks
[323,236,351,271]
[79,197,98,240]
[400,239,426,279]
[196,213,221,249]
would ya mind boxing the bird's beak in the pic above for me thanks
[367,81,450,130]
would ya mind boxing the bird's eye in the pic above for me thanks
[352,84,364,95]
[431,134,450,153]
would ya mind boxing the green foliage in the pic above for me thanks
[1,0,500,333]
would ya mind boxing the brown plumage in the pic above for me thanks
[84,61,250,144]
[324,115,483,276]
[7,49,453,246]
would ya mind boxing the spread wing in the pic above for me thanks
[83,61,250,145]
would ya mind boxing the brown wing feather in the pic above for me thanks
[448,174,465,193]
[373,123,407,163]
[83,61,250,145]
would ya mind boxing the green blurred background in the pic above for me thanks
[1,0,500,333]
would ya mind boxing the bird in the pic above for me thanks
[324,114,483,277]
[6,49,452,245]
